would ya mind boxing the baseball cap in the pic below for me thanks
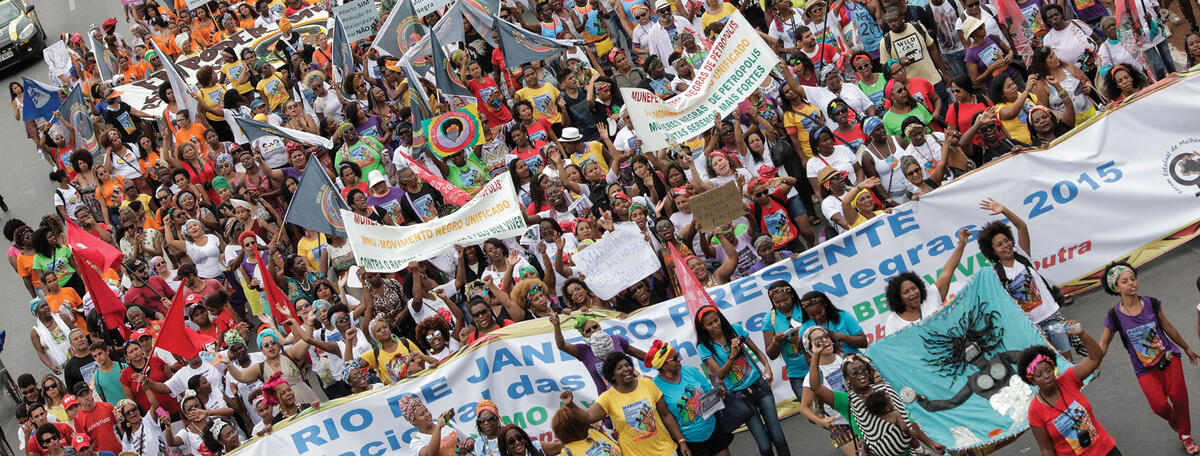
[62,394,80,409]
[72,381,91,396]
[129,327,154,342]
[71,434,91,451]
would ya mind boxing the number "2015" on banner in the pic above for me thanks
[1023,161,1123,219]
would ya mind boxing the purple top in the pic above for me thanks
[1103,297,1180,377]
[356,115,384,140]
[572,335,633,394]
[965,35,1021,86]
[365,188,408,224]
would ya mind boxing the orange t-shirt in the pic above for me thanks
[16,253,41,289]
[174,122,209,154]
[96,175,127,207]
[46,288,88,333]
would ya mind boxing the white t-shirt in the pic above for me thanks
[999,247,1059,324]
[165,362,224,397]
[173,428,206,456]
[896,132,948,183]
[883,286,945,336]
[806,145,859,186]
[53,185,83,222]
[314,91,345,123]
[1042,21,1094,67]
[186,235,225,279]
[802,355,849,425]
[224,352,266,425]
[803,85,877,128]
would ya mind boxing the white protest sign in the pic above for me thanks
[229,74,1200,456]
[343,173,527,271]
[333,0,380,42]
[42,41,73,83]
[621,11,780,151]
[570,225,660,299]
[412,0,454,17]
[187,0,208,10]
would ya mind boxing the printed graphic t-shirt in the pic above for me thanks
[1103,297,1180,377]
[1028,368,1116,456]
[594,377,677,456]
[653,365,718,442]
[697,323,763,391]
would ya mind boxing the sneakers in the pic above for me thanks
[1181,435,1199,455]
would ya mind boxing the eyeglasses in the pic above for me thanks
[855,64,871,71]
[966,2,980,6]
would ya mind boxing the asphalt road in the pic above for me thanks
[0,1,1198,455]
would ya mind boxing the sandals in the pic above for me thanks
[1181,435,1199,455]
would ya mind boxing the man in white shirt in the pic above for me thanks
[804,66,878,127]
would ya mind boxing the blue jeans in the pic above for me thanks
[943,49,968,79]
[1037,315,1073,356]
[788,377,805,402]
[1143,38,1177,79]
[740,380,791,456]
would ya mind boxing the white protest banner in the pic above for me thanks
[413,0,454,17]
[571,225,661,299]
[333,0,379,42]
[186,0,208,10]
[229,74,1200,456]
[112,7,329,116]
[621,11,780,151]
[343,172,527,271]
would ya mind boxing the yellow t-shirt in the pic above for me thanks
[222,61,254,95]
[995,94,1038,145]
[257,74,289,112]
[515,84,562,124]
[701,2,737,31]
[570,141,610,173]
[562,429,624,456]
[783,104,824,160]
[594,377,677,456]
[359,338,423,384]
[296,233,327,271]
[198,85,226,122]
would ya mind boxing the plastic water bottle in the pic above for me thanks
[1046,322,1080,334]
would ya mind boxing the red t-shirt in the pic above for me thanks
[469,77,514,129]
[491,48,520,93]
[907,77,937,113]
[73,402,121,452]
[26,422,73,455]
[748,187,797,249]
[124,276,175,315]
[945,101,992,145]
[121,356,181,414]
[464,319,513,345]
[1028,368,1115,456]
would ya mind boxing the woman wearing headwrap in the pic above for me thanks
[344,314,434,385]
[795,327,855,456]
[30,297,72,373]
[224,324,321,404]
[510,278,560,321]
[899,155,939,201]
[808,351,947,456]
[397,394,461,456]
[858,116,908,203]
[880,75,935,137]
[115,397,169,456]
[839,176,887,228]
[549,313,647,395]
[805,126,862,200]
[1097,261,1200,454]
[468,400,505,456]
[333,121,387,183]
[648,340,734,456]
[341,358,381,394]
[260,372,307,421]
[201,417,242,456]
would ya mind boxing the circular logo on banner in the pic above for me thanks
[1162,138,1200,197]
[317,185,346,231]
[69,104,97,152]
[396,16,423,53]
[428,111,479,158]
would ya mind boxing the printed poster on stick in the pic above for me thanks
[343,172,527,271]
[571,225,661,299]
[620,11,780,151]
[333,0,379,42]
[689,182,747,231]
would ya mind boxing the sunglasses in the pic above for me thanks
[477,415,499,424]
[472,308,491,317]
[40,437,56,445]
[424,331,444,341]
[754,191,768,197]
[848,365,870,376]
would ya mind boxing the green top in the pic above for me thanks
[882,103,933,137]
[33,245,75,286]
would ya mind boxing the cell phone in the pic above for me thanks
[155,407,169,419]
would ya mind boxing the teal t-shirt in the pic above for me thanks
[653,366,718,442]
[697,323,762,391]
[93,361,128,404]
[764,306,808,377]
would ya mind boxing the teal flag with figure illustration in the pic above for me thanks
[864,269,1076,451]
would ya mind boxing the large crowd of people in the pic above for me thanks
[4,0,1200,454]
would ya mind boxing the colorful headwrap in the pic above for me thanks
[801,325,827,355]
[30,297,45,314]
[573,315,596,332]
[223,329,245,347]
[672,185,690,197]
[260,372,289,407]
[114,399,138,423]
[396,394,424,422]
[1105,264,1133,291]
[256,327,279,350]
[1028,105,1056,124]
[630,4,649,17]
[849,188,879,212]
[607,48,626,64]
[1025,353,1052,377]
[211,176,231,191]
[340,357,370,380]
[215,153,234,166]
[628,202,648,217]
[577,239,595,250]
[644,339,676,369]
[862,116,884,136]
[518,266,538,279]
[883,79,898,109]
[338,122,355,134]
[237,230,258,247]
[526,283,544,300]
[144,49,158,64]
[476,400,499,418]
[696,305,720,322]
[611,191,633,203]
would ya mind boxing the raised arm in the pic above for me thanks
[548,312,580,357]
[980,197,1029,254]
[933,228,971,299]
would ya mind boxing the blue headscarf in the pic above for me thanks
[862,116,884,136]
[256,327,279,349]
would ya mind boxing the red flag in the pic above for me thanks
[393,149,473,207]
[155,287,204,359]
[65,220,123,271]
[669,242,715,316]
[75,259,127,336]
[256,250,296,324]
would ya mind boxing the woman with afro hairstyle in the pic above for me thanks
[1097,261,1200,454]
[882,227,971,336]
[975,197,1076,359]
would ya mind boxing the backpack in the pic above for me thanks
[883,22,932,63]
